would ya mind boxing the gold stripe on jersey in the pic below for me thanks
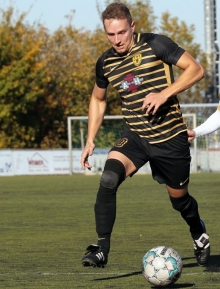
[122,102,181,113]
[135,123,186,138]
[106,60,164,82]
[121,83,169,101]
[123,110,183,124]
[128,117,183,131]
[164,62,172,86]
[102,35,186,143]
[140,129,188,144]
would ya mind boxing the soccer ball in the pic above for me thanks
[142,246,182,287]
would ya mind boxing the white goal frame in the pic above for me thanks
[67,113,197,175]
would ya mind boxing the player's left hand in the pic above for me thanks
[141,92,167,115]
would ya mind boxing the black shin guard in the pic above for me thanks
[95,159,126,254]
[170,193,203,237]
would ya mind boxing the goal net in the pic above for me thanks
[67,104,220,174]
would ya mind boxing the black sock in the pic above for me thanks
[180,195,204,239]
[190,222,204,240]
[170,193,203,239]
[94,186,117,254]
[97,235,111,254]
[94,159,125,254]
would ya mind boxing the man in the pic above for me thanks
[81,2,210,268]
[188,101,220,141]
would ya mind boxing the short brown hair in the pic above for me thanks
[102,2,132,25]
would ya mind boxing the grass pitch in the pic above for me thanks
[0,173,220,288]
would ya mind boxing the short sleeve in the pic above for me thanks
[95,57,109,88]
[147,34,185,65]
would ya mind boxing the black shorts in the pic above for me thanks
[109,129,191,189]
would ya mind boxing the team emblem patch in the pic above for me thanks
[115,138,128,147]
[132,53,142,66]
[119,73,143,93]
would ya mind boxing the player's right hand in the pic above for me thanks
[81,142,95,170]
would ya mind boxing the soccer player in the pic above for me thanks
[81,2,210,267]
[188,101,220,141]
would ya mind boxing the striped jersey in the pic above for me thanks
[96,32,188,144]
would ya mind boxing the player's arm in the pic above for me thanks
[142,51,205,115]
[188,105,220,141]
[171,51,205,93]
[81,84,107,170]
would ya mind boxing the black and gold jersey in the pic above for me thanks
[95,32,187,144]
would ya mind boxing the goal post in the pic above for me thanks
[67,113,197,175]
[67,115,124,175]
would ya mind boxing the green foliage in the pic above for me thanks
[0,8,50,148]
[71,119,124,149]
[159,12,209,103]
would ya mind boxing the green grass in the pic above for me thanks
[0,173,220,288]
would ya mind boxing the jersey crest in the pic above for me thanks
[132,53,142,66]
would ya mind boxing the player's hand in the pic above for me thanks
[141,92,167,115]
[187,129,196,141]
[81,142,95,170]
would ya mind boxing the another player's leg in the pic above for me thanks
[81,158,126,267]
[169,192,210,266]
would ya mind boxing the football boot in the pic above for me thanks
[193,220,210,266]
[81,244,108,268]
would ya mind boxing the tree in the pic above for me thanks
[0,7,50,148]
[0,8,96,148]
[159,12,208,103]
[38,25,96,147]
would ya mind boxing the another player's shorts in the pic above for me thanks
[109,129,191,189]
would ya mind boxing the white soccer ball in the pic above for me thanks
[142,246,182,287]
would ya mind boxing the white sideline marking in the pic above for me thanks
[0,272,219,276]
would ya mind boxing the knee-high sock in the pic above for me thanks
[94,159,125,254]
[95,186,116,254]
[170,193,204,239]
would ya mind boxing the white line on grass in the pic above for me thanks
[0,272,219,276]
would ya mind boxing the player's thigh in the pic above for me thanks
[166,185,188,198]
[109,131,149,176]
[108,151,136,177]
[150,132,191,189]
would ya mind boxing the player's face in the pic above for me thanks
[104,18,135,55]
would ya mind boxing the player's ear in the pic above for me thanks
[131,21,135,32]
